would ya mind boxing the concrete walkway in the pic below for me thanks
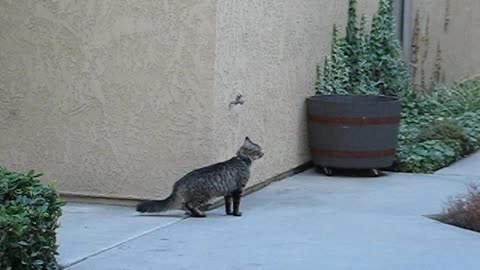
[57,153,480,270]
[435,151,480,177]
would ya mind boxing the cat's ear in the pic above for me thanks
[243,136,253,147]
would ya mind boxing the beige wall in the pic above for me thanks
[408,0,480,88]
[0,0,217,199]
[1,0,378,200]
[212,0,379,187]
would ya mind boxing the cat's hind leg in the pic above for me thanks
[198,204,211,212]
[185,203,206,218]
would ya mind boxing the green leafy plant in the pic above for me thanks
[417,119,473,154]
[392,76,480,173]
[313,0,479,173]
[368,0,409,96]
[393,139,462,173]
[0,167,65,270]
[316,0,408,96]
[316,25,351,95]
[457,111,480,146]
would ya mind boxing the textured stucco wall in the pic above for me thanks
[212,0,379,187]
[0,0,216,199]
[1,0,379,200]
[409,0,480,87]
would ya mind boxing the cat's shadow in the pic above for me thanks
[134,213,187,218]
[134,211,227,218]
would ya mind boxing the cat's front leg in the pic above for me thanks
[232,190,243,217]
[224,195,233,215]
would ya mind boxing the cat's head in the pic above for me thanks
[236,137,264,160]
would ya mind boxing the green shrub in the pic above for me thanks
[316,0,408,96]
[312,0,479,173]
[392,76,480,173]
[0,167,65,270]
[316,25,351,95]
[417,119,473,154]
[457,111,480,147]
[368,0,409,96]
[394,139,463,173]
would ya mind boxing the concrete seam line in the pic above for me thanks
[59,217,188,269]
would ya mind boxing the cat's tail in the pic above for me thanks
[136,195,175,213]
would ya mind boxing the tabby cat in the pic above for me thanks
[136,137,264,217]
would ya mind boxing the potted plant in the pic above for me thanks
[307,0,408,176]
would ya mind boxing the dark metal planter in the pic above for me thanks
[306,95,401,176]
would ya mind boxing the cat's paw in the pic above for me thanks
[190,211,207,218]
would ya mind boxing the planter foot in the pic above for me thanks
[370,169,380,177]
[323,167,333,176]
